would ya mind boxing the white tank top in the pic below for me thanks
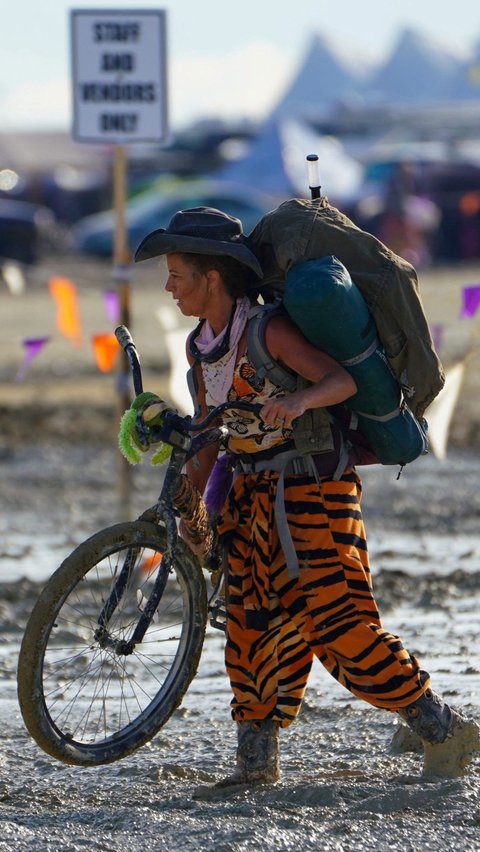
[203,351,293,455]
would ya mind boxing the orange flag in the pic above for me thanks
[48,277,83,344]
[139,551,163,574]
[91,333,120,373]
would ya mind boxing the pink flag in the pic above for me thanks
[103,288,121,324]
[460,285,480,318]
[15,337,50,382]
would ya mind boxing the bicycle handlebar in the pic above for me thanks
[145,400,262,452]
[182,399,262,432]
[115,325,262,447]
[115,325,143,395]
[115,324,135,351]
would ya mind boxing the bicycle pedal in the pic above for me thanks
[209,596,227,632]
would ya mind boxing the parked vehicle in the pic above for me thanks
[0,199,55,264]
[71,180,280,258]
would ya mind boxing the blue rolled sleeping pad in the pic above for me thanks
[283,256,428,465]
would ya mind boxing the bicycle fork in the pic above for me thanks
[94,553,171,655]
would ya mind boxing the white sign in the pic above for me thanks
[70,8,168,144]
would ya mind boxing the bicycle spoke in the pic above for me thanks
[18,524,207,764]
[41,550,187,740]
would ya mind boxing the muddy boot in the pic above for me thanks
[398,688,480,779]
[216,720,280,788]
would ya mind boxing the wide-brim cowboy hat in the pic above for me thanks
[134,206,263,277]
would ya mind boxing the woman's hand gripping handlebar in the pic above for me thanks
[115,325,262,466]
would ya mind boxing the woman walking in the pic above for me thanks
[133,206,479,785]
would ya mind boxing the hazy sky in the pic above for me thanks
[2,0,479,133]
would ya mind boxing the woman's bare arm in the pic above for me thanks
[260,314,357,428]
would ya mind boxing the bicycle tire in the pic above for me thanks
[17,521,207,766]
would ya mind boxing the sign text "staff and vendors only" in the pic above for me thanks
[71,8,168,143]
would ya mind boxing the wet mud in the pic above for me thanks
[0,440,479,850]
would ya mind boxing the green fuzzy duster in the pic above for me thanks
[118,407,144,464]
[118,392,173,466]
[150,443,173,465]
[131,391,160,412]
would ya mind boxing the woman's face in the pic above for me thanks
[164,253,210,317]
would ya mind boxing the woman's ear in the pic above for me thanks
[205,268,223,293]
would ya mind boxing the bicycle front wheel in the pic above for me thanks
[17,521,207,766]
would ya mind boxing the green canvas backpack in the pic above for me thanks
[248,197,445,420]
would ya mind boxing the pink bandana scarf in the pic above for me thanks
[195,297,251,405]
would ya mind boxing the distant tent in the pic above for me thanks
[271,34,359,121]
[426,346,480,459]
[426,362,465,460]
[364,28,460,104]
[215,27,480,205]
[281,120,363,203]
[216,119,297,197]
[216,34,365,198]
[216,118,362,203]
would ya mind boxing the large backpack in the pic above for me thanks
[248,197,445,420]
[247,258,428,469]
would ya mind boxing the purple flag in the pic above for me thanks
[15,337,50,382]
[103,288,121,324]
[460,285,480,319]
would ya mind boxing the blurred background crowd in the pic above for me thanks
[2,28,480,272]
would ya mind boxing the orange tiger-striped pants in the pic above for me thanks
[217,468,429,728]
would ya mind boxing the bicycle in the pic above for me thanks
[17,326,260,767]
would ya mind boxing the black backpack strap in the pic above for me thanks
[185,330,203,418]
[247,303,297,393]
[186,362,201,418]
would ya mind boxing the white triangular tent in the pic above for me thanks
[217,117,363,204]
[156,305,194,415]
[425,362,466,461]
[280,119,363,203]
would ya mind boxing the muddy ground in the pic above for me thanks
[0,254,479,850]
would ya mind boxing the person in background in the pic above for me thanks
[133,206,479,786]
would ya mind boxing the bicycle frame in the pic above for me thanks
[98,326,260,649]
[95,431,220,652]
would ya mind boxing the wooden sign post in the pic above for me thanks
[112,144,133,514]
[70,8,169,515]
